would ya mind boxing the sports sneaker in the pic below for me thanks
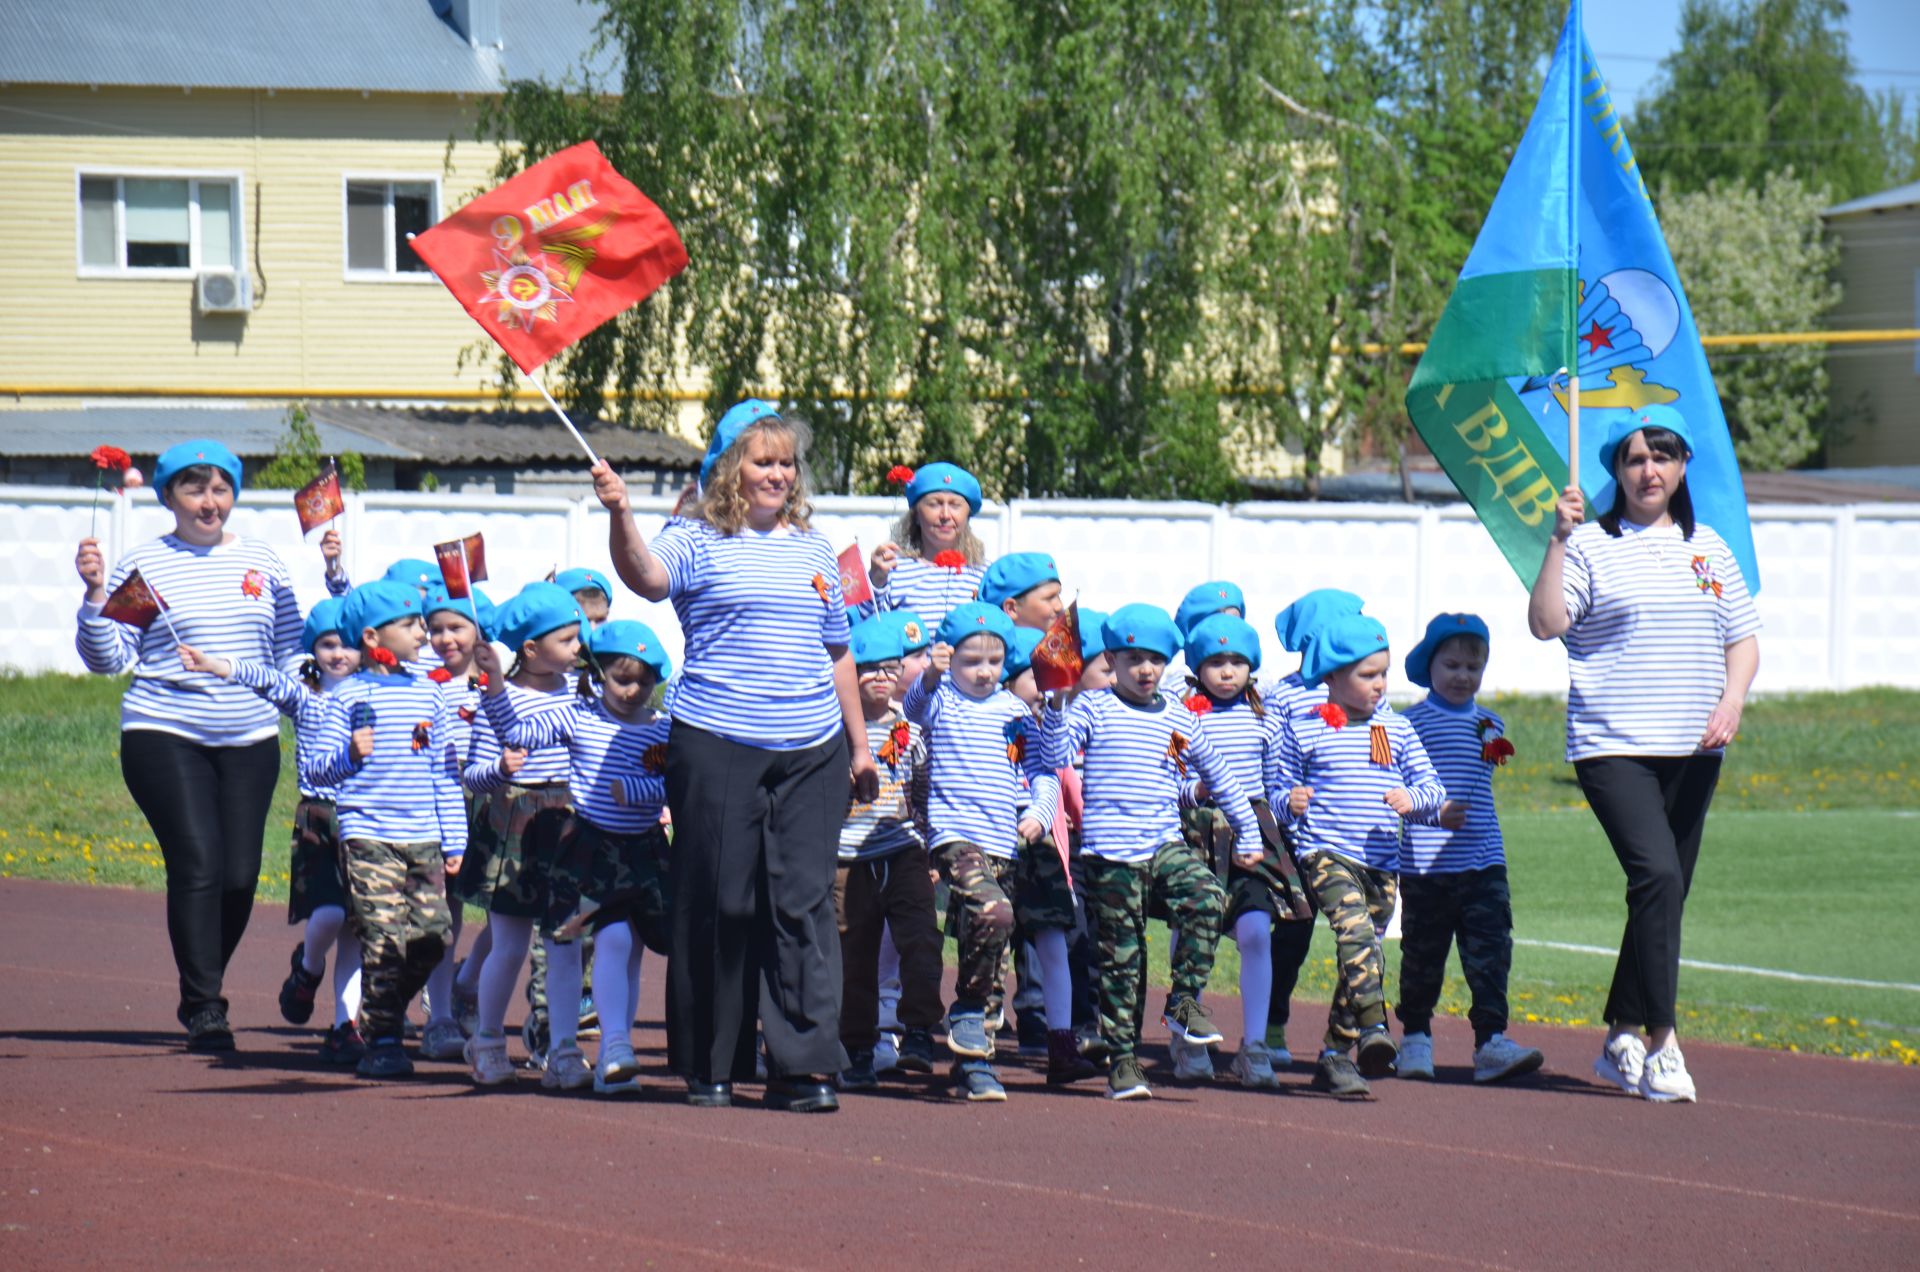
[873,1032,902,1074]
[541,1043,593,1091]
[1015,1010,1049,1057]
[1312,1050,1371,1098]
[356,1037,414,1080]
[465,1034,515,1086]
[278,943,322,1026]
[952,1059,1007,1102]
[1356,1026,1399,1078]
[521,1011,550,1071]
[1163,996,1224,1047]
[1230,1038,1279,1088]
[1106,1054,1153,1101]
[183,1004,236,1053]
[1169,1033,1215,1082]
[1594,1033,1647,1096]
[594,1040,642,1095]
[317,1021,364,1066]
[420,1019,467,1062]
[896,1028,936,1074]
[1076,1023,1111,1066]
[838,1049,879,1091]
[576,991,600,1041]
[1473,1033,1545,1084]
[1263,1024,1293,1069]
[1046,1029,1099,1084]
[1397,1032,1435,1080]
[946,1010,992,1060]
[1639,1043,1697,1104]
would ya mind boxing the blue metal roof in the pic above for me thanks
[0,0,618,95]
[1824,181,1920,218]
[0,408,418,460]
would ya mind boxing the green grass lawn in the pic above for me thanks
[5,672,1916,1064]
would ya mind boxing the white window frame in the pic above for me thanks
[74,168,247,280]
[341,174,442,282]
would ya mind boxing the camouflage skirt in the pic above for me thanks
[1014,837,1077,932]
[453,782,572,918]
[287,798,349,925]
[1181,800,1315,929]
[549,815,673,951]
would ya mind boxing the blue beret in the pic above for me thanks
[301,598,346,655]
[1184,614,1262,675]
[339,580,424,646]
[153,438,243,501]
[701,398,780,484]
[1174,580,1245,641]
[1300,613,1391,687]
[979,552,1059,606]
[382,558,439,591]
[590,619,671,681]
[1002,626,1046,682]
[873,608,932,654]
[849,614,908,666]
[496,582,584,652]
[424,586,497,643]
[1102,604,1180,660]
[554,568,614,602]
[904,462,982,516]
[1075,608,1110,663]
[1405,612,1490,689]
[1600,403,1695,476]
[1274,588,1365,654]
[938,601,1016,653]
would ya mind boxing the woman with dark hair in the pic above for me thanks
[74,439,303,1050]
[1527,405,1760,1104]
[592,400,879,1112]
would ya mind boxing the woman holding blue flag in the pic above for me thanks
[1527,405,1760,1105]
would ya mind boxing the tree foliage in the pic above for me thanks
[253,403,367,491]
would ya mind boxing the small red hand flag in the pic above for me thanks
[293,462,345,535]
[1032,602,1084,693]
[101,569,167,630]
[434,533,488,600]
[837,542,873,607]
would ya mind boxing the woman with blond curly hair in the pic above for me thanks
[593,399,879,1112]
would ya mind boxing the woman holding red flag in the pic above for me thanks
[74,438,304,1052]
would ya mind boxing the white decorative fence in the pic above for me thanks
[5,484,1916,694]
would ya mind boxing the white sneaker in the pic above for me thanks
[1639,1043,1697,1103]
[464,1034,515,1086]
[1397,1032,1435,1080]
[420,1018,466,1061]
[1594,1033,1647,1096]
[1229,1038,1279,1088]
[1474,1033,1544,1084]
[872,1032,901,1075]
[541,1043,593,1091]
[1169,1033,1215,1082]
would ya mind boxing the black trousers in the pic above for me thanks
[1396,866,1513,1044]
[1267,915,1315,1028]
[120,730,281,1017]
[1576,754,1722,1031]
[664,723,851,1083]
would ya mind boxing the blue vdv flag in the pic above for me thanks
[1408,0,1760,592]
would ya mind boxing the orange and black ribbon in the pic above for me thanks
[1369,723,1392,766]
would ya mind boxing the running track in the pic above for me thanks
[1,879,1913,1269]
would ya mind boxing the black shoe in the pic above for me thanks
[1076,1022,1111,1066]
[895,1028,936,1074]
[278,943,321,1025]
[837,1050,879,1091]
[1312,1051,1372,1098]
[766,1076,839,1113]
[356,1037,415,1079]
[184,1005,235,1053]
[685,1078,733,1108]
[1356,1026,1399,1079]
[317,1021,365,1066]
[1015,1009,1049,1057]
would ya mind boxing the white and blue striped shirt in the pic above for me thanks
[653,519,852,750]
[1561,520,1761,762]
[227,659,341,801]
[1043,689,1260,863]
[841,712,929,862]
[303,668,467,854]
[76,535,303,746]
[465,681,574,790]
[902,676,1036,860]
[859,555,986,632]
[1179,694,1280,810]
[1402,696,1506,875]
[1260,670,1324,722]
[1007,713,1062,835]
[1268,708,1444,872]
[481,692,669,835]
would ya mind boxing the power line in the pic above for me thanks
[1597,50,1920,79]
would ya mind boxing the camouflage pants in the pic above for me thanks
[344,838,451,1042]
[1307,853,1397,1054]
[1082,842,1226,1059]
[931,840,1016,1011]
[287,798,348,924]
[1396,866,1513,1043]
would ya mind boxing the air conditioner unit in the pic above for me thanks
[194,270,252,314]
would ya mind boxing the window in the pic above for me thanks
[76,173,244,275]
[343,178,438,279]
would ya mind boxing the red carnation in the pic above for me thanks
[368,647,399,668]
[886,465,914,486]
[428,667,453,684]
[91,445,131,471]
[932,550,967,572]
[1312,702,1348,729]
[1184,693,1213,715]
[1482,737,1516,766]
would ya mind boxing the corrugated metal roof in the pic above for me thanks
[0,407,417,459]
[1824,181,1920,218]
[0,0,618,95]
[318,403,700,468]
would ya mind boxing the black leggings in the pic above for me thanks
[121,730,282,1017]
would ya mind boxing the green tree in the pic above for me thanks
[252,403,367,491]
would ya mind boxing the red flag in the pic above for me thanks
[409,141,689,374]
[101,569,166,630]
[836,542,872,607]
[434,533,488,599]
[1032,602,1083,693]
[293,462,344,535]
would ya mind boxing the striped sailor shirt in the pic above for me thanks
[481,692,669,834]
[1179,694,1281,811]
[302,669,467,855]
[902,676,1036,860]
[859,555,986,632]
[465,681,574,791]
[841,711,929,862]
[1268,707,1444,872]
[1402,695,1507,875]
[226,659,341,801]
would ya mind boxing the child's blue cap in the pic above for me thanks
[1274,588,1365,654]
[301,598,347,655]
[496,582,584,652]
[880,608,932,654]
[1599,403,1695,476]
[339,580,424,646]
[978,552,1059,606]
[937,601,1015,653]
[1002,626,1045,682]
[1185,614,1262,676]
[590,619,671,681]
[383,558,439,591]
[904,462,982,516]
[1102,604,1180,659]
[1405,613,1490,689]
[700,398,780,484]
[424,586,498,643]
[553,567,614,603]
[153,438,243,501]
[1300,613,1391,687]
[1075,608,1110,663]
[1174,580,1245,641]
[849,614,909,667]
